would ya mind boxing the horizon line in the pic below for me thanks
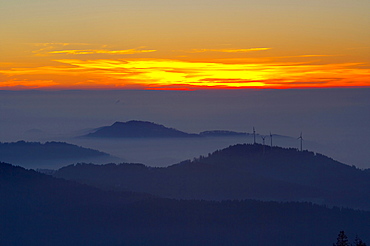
[1,85,370,92]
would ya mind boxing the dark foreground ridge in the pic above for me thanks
[55,144,370,210]
[1,162,370,246]
[0,141,118,168]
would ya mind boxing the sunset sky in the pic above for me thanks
[1,0,370,90]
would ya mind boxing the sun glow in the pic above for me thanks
[1,57,370,90]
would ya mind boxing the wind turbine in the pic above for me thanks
[298,132,303,151]
[253,127,256,144]
[261,136,266,153]
[261,136,266,145]
[269,131,273,147]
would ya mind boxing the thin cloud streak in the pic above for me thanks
[188,48,271,53]
[31,43,156,57]
[49,49,157,55]
[31,43,90,55]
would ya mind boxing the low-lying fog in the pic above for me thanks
[68,135,313,167]
[0,88,369,168]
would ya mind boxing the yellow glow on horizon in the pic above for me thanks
[1,57,370,90]
[53,59,271,87]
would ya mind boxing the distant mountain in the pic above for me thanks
[55,144,370,210]
[0,141,119,168]
[84,120,199,138]
[83,120,293,140]
[2,162,370,246]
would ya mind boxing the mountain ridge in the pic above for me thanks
[82,120,292,139]
[0,141,120,168]
[54,143,370,210]
[2,161,370,246]
[84,120,199,138]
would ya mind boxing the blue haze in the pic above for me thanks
[0,88,369,168]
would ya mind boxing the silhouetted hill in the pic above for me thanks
[83,120,293,140]
[0,141,119,168]
[0,162,151,246]
[55,144,370,210]
[84,120,199,138]
[2,162,370,246]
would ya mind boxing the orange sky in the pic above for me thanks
[1,0,370,90]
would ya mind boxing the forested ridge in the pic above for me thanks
[1,162,370,245]
[55,144,370,209]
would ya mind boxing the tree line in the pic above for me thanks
[334,231,366,246]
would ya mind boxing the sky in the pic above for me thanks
[1,0,370,89]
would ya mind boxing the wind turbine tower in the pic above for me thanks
[253,127,256,144]
[261,136,266,153]
[261,136,266,145]
[270,131,273,147]
[298,132,303,151]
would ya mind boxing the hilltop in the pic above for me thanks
[0,141,119,168]
[84,120,199,138]
[54,144,370,210]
